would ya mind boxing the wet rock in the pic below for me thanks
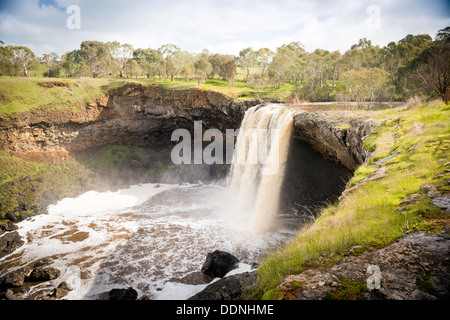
[188,271,257,300]
[201,250,239,279]
[51,281,72,299]
[1,266,32,288]
[108,287,138,300]
[33,257,55,268]
[29,267,61,282]
[0,221,18,235]
[0,231,24,254]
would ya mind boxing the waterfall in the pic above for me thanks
[227,104,295,234]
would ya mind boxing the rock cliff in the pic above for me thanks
[293,111,379,170]
[0,83,265,162]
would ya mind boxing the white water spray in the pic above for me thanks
[227,104,295,234]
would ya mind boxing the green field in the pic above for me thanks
[0,76,292,117]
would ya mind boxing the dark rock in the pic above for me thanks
[29,267,61,282]
[188,271,257,300]
[108,287,138,300]
[51,281,72,299]
[33,257,54,268]
[0,231,24,254]
[201,250,239,279]
[0,221,18,235]
[430,197,450,213]
[293,111,379,170]
[1,266,32,288]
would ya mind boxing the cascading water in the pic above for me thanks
[227,104,295,234]
[0,104,300,300]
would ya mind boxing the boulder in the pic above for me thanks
[1,267,32,288]
[0,231,24,254]
[108,287,138,300]
[29,267,61,282]
[430,197,450,213]
[51,281,72,299]
[201,250,239,279]
[0,221,18,235]
[189,271,257,300]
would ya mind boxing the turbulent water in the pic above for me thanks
[0,104,302,300]
[228,104,295,234]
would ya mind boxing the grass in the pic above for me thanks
[0,76,293,117]
[0,150,104,222]
[0,77,128,116]
[253,100,450,299]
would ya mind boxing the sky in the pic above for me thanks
[0,0,449,57]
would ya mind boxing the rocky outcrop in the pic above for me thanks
[276,231,450,300]
[0,83,265,161]
[293,111,379,170]
[0,257,69,300]
[0,231,24,256]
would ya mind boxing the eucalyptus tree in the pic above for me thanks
[42,52,59,77]
[108,41,133,78]
[133,48,165,79]
[268,45,297,88]
[238,47,257,83]
[9,45,38,77]
[80,41,112,78]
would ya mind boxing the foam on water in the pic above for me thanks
[0,182,293,300]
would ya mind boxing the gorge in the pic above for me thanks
[0,82,401,300]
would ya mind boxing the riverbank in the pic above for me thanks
[253,100,450,299]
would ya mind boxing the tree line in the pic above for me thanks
[0,26,448,103]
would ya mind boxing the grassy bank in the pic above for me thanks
[254,101,449,299]
[0,77,292,117]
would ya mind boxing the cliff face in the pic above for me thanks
[0,83,264,162]
[293,111,379,170]
[0,83,379,170]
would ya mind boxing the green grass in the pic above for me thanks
[0,151,104,221]
[253,101,450,299]
[0,77,128,116]
[0,76,292,117]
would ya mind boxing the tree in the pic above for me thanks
[133,48,165,79]
[61,49,83,77]
[255,48,274,77]
[340,67,390,106]
[42,52,59,77]
[80,41,112,78]
[158,43,182,81]
[410,30,449,103]
[221,60,237,88]
[268,46,297,88]
[108,41,133,77]
[0,44,14,76]
[194,54,212,84]
[124,59,142,78]
[10,46,37,77]
[238,47,256,83]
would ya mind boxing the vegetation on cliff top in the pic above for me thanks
[254,100,449,299]
[1,27,449,106]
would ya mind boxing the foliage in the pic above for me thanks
[1,26,448,103]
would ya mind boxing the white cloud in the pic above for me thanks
[0,0,448,57]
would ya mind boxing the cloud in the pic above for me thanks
[0,0,448,57]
